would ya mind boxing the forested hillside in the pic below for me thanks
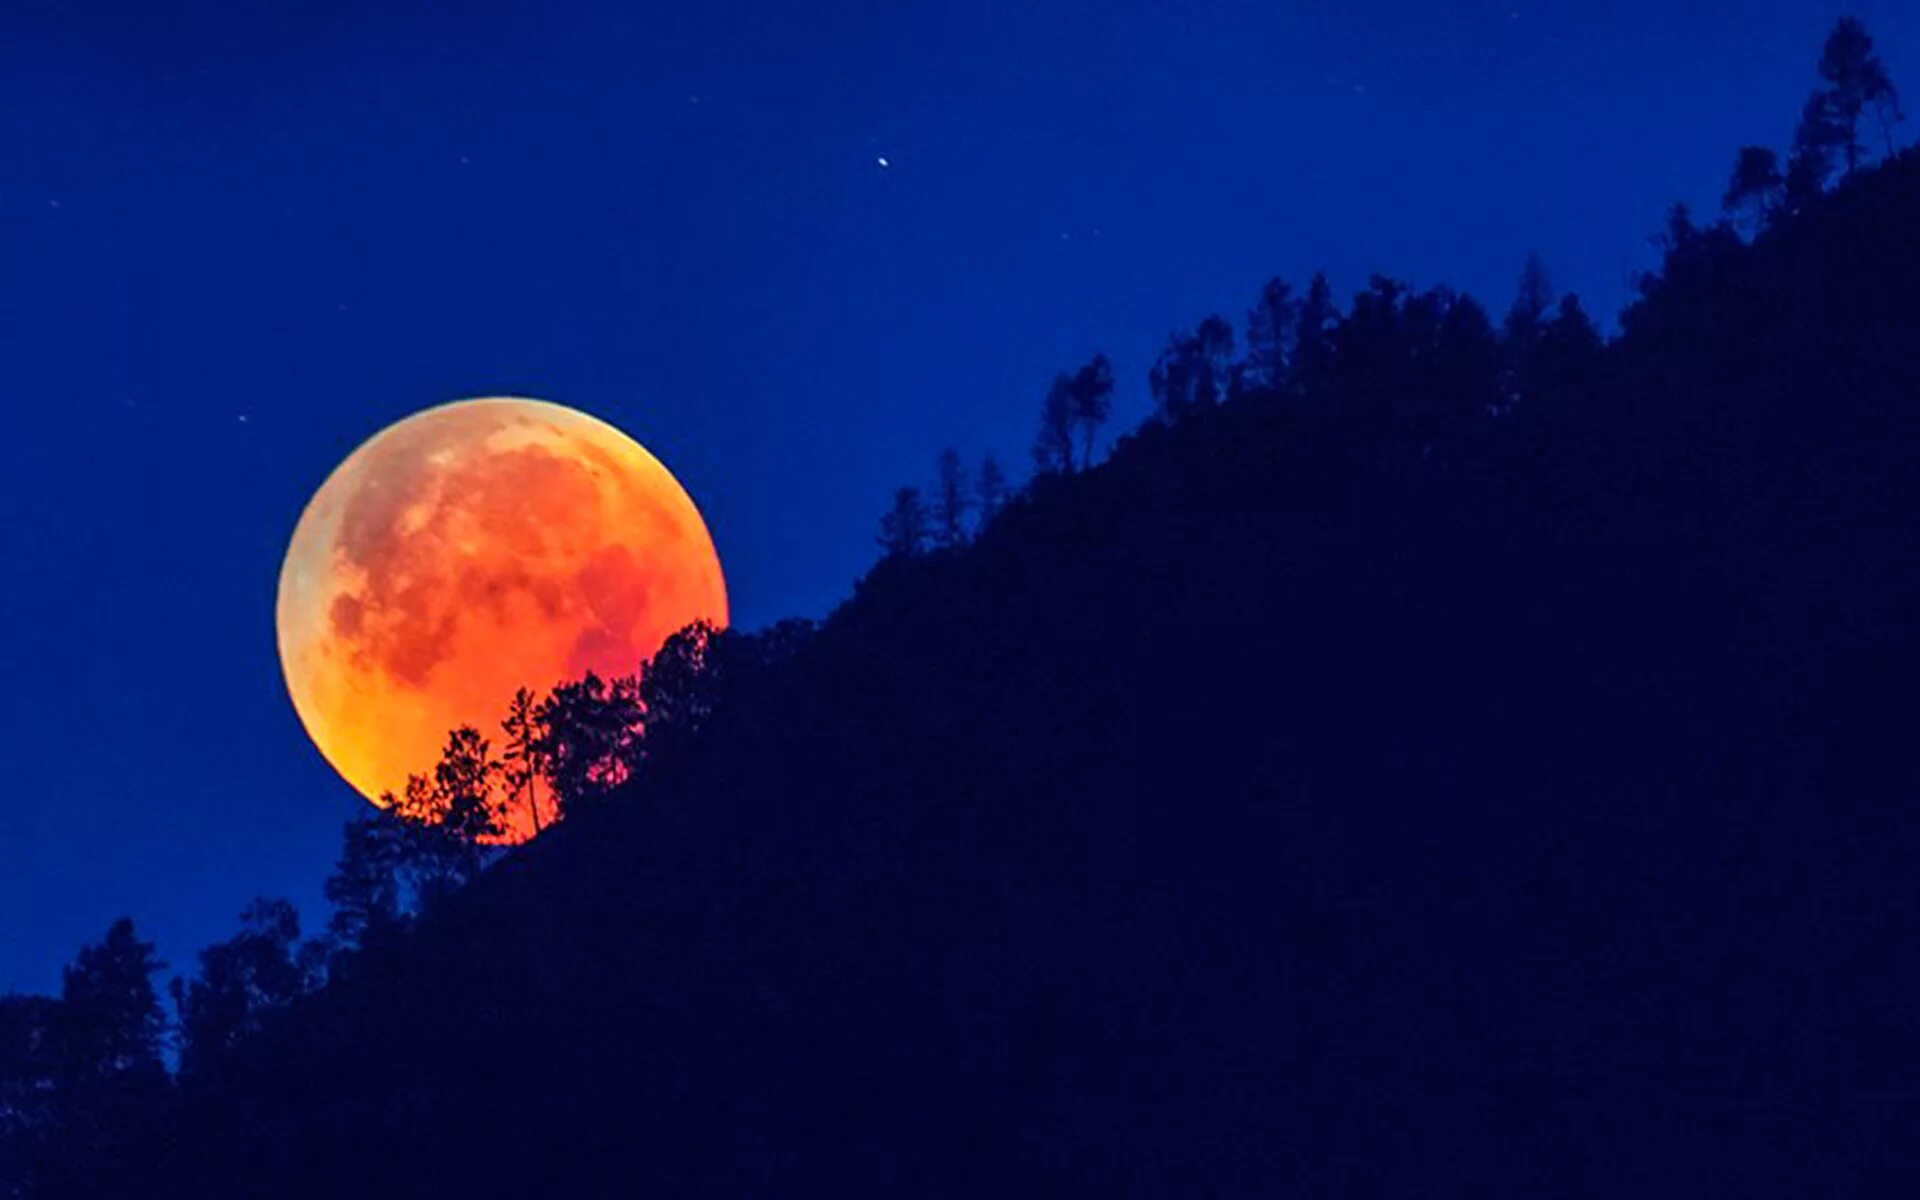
[7,22,1920,1194]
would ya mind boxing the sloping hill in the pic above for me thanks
[93,155,1920,1195]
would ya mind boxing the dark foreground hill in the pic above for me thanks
[76,157,1920,1195]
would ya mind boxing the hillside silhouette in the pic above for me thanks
[8,26,1920,1193]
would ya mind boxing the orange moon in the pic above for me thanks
[276,397,728,842]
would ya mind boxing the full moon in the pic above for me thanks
[276,397,728,842]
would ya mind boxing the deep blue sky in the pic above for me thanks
[0,0,1906,992]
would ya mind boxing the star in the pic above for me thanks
[876,155,891,168]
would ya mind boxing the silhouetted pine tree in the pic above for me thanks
[54,921,165,1088]
[378,728,504,906]
[29,921,170,1195]
[636,620,723,765]
[1503,255,1556,408]
[1788,93,1845,204]
[976,454,1008,528]
[1332,276,1415,431]
[1148,316,1233,421]
[1242,277,1297,396]
[1504,254,1554,346]
[1817,17,1900,172]
[1031,374,1077,474]
[171,900,308,1080]
[323,812,406,964]
[1289,272,1338,404]
[1519,293,1602,412]
[534,673,643,817]
[1431,290,1500,428]
[500,687,549,837]
[932,449,970,548]
[1068,355,1114,469]
[877,486,931,558]
[1723,146,1785,232]
[432,727,502,846]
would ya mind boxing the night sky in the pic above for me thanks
[1,0,1904,992]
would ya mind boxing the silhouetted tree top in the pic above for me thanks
[1768,16,1906,218]
[323,811,405,960]
[172,900,308,1080]
[432,727,504,845]
[1817,16,1900,172]
[1031,373,1077,475]
[1067,354,1114,469]
[1242,277,1298,397]
[976,454,1008,528]
[1504,254,1555,345]
[1148,315,1233,421]
[932,448,970,549]
[1289,272,1339,404]
[634,618,725,764]
[535,671,643,816]
[1788,92,1844,204]
[56,919,165,1086]
[500,686,548,837]
[1723,146,1785,231]
[877,485,930,559]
